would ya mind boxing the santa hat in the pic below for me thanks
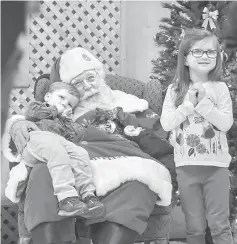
[59,47,104,83]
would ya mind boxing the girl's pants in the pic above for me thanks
[22,130,95,201]
[176,165,233,244]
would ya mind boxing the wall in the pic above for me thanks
[120,1,169,82]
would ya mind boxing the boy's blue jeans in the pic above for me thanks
[176,165,233,244]
[22,130,95,201]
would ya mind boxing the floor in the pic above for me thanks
[170,241,186,244]
[135,241,186,244]
[78,239,187,244]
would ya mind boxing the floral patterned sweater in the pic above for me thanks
[160,81,233,168]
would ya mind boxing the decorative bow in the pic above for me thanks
[202,7,219,30]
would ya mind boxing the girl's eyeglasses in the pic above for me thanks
[189,49,217,59]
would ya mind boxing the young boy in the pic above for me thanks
[6,82,105,218]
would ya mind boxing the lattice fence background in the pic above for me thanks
[1,205,19,244]
[9,0,121,117]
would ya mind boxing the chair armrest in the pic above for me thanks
[34,74,51,102]
[143,79,163,115]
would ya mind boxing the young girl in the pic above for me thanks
[160,28,234,244]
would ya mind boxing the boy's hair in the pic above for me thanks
[172,28,222,107]
[48,82,80,98]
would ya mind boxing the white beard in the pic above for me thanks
[72,83,115,121]
[80,88,99,101]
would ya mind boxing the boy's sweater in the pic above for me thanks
[161,81,233,167]
[25,101,83,143]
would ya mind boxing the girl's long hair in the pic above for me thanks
[172,28,223,107]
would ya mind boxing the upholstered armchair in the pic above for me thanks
[32,73,175,244]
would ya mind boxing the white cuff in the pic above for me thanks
[195,96,214,117]
[178,100,194,117]
[5,161,28,203]
[2,115,25,162]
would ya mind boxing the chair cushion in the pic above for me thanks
[105,74,145,99]
[105,74,163,115]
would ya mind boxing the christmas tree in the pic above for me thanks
[152,0,237,241]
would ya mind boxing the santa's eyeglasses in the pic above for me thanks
[71,71,99,87]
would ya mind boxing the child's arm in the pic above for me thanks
[25,101,58,122]
[160,85,195,131]
[116,107,159,130]
[195,82,233,132]
[124,127,173,159]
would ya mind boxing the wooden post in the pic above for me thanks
[120,1,169,82]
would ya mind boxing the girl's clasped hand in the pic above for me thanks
[188,83,206,107]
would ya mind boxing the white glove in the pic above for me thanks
[124,125,145,136]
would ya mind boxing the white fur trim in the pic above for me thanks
[92,156,172,206]
[2,115,26,162]
[5,160,28,203]
[111,90,149,113]
[60,47,104,83]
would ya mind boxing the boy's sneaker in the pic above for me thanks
[58,197,89,217]
[84,195,106,219]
